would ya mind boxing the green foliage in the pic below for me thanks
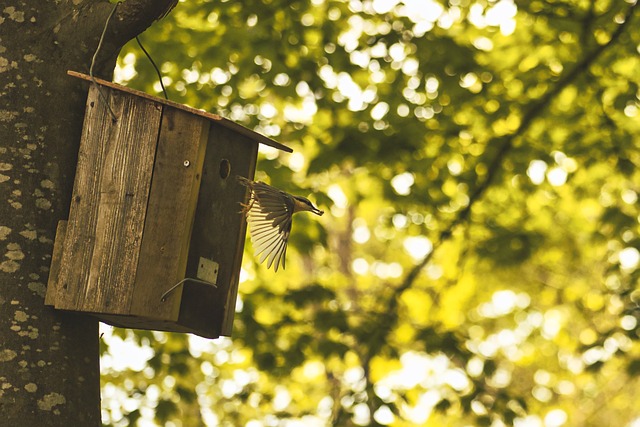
[101,0,640,425]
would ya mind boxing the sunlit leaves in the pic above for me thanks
[101,0,640,425]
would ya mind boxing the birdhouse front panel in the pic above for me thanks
[128,106,211,323]
[176,122,257,337]
[46,72,291,338]
[52,86,163,314]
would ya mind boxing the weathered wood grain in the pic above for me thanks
[55,85,162,313]
[54,85,112,310]
[177,122,257,337]
[130,107,210,320]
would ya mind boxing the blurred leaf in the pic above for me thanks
[100,1,640,426]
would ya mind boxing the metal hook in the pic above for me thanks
[160,277,217,302]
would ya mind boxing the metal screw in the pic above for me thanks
[183,160,190,167]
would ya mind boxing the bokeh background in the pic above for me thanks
[100,0,640,425]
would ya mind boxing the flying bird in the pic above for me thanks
[238,176,324,271]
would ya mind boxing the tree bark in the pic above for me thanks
[0,0,177,424]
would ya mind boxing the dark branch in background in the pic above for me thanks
[580,0,597,46]
[363,1,639,362]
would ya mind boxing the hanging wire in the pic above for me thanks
[90,1,120,122]
[90,1,169,115]
[136,35,169,100]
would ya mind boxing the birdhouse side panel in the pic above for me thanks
[130,107,210,321]
[54,86,162,314]
[177,123,258,337]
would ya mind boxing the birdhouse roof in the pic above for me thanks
[68,70,292,153]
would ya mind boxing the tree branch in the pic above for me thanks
[54,0,178,76]
[364,0,639,361]
[111,0,179,46]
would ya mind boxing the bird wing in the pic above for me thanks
[244,181,294,272]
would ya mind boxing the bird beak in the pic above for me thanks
[312,206,324,216]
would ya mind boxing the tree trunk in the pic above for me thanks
[0,1,176,424]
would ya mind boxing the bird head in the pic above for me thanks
[292,195,324,216]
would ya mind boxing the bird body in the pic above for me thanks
[238,176,323,271]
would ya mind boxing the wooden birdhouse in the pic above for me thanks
[45,71,291,339]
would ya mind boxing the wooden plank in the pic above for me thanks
[55,85,162,313]
[67,71,293,153]
[45,221,67,306]
[130,107,210,320]
[55,85,114,310]
[177,122,258,337]
[85,91,161,313]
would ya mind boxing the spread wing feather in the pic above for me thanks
[239,178,294,272]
